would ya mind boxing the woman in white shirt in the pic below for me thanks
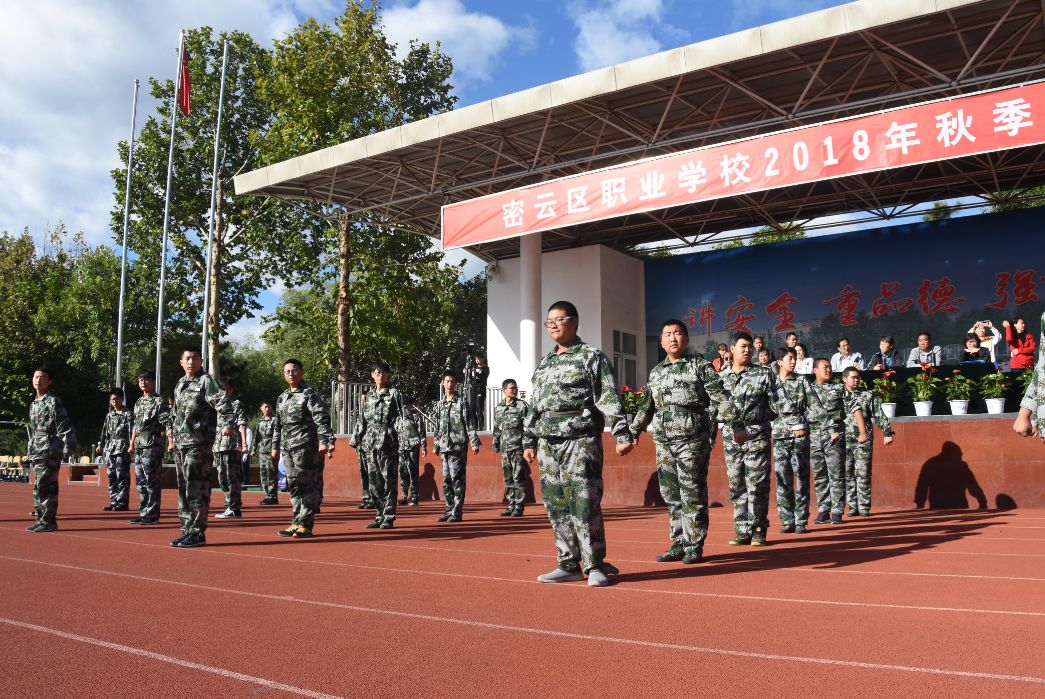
[795,343,814,375]
[970,321,1003,365]
[830,336,863,372]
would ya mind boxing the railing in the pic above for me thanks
[331,382,504,435]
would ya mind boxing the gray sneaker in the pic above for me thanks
[537,567,584,583]
[587,568,610,587]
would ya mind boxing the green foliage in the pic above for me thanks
[872,371,900,403]
[984,186,1045,213]
[943,369,974,400]
[906,364,942,401]
[714,223,806,250]
[923,201,957,221]
[977,370,1009,399]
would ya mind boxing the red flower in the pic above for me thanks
[621,386,633,393]
[883,370,896,377]
[953,369,961,374]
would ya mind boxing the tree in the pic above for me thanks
[983,185,1045,213]
[923,201,956,221]
[257,1,457,382]
[714,222,806,250]
[111,27,319,378]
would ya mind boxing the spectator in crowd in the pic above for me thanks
[712,343,729,372]
[970,320,1003,364]
[753,335,766,354]
[959,333,991,364]
[757,347,773,367]
[867,336,903,370]
[795,343,814,375]
[1004,317,1037,370]
[907,332,942,367]
[785,332,798,349]
[830,337,863,372]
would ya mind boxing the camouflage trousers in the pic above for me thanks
[174,445,214,535]
[844,439,873,515]
[358,449,372,506]
[31,456,60,524]
[810,428,846,515]
[133,447,163,520]
[537,435,606,574]
[654,438,711,556]
[722,429,772,536]
[440,450,468,518]
[398,447,419,503]
[500,449,527,514]
[285,445,321,529]
[367,446,398,525]
[773,434,811,527]
[258,452,278,498]
[216,450,242,513]
[105,453,130,507]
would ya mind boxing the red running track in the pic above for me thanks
[0,483,1043,698]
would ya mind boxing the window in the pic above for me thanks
[613,329,638,388]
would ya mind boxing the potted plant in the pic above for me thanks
[906,363,940,416]
[1017,367,1034,396]
[944,369,974,415]
[978,371,1009,414]
[620,385,648,424]
[872,370,899,418]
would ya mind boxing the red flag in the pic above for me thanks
[177,46,191,116]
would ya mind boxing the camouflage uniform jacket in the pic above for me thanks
[254,416,275,453]
[432,393,480,454]
[132,393,169,450]
[843,388,894,440]
[806,381,846,433]
[273,382,333,451]
[351,387,403,452]
[397,405,424,450]
[216,398,247,452]
[172,371,225,448]
[1019,309,1045,439]
[719,364,796,435]
[492,398,531,452]
[28,392,77,460]
[772,374,810,439]
[99,409,132,456]
[524,337,631,449]
[631,352,731,443]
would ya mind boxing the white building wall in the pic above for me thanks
[486,245,645,393]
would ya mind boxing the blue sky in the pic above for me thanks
[0,0,849,340]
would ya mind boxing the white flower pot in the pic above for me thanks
[881,402,897,418]
[948,400,969,415]
[913,400,933,417]
[985,397,1006,414]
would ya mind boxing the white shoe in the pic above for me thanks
[537,567,584,583]
[215,509,240,519]
[587,569,610,587]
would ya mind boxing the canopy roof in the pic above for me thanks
[235,0,1045,260]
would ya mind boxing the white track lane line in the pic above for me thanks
[0,616,342,699]
[1,555,1042,686]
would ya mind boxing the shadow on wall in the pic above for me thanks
[914,441,988,510]
[418,461,441,501]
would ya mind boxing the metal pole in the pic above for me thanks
[115,79,139,390]
[154,32,185,392]
[201,38,229,369]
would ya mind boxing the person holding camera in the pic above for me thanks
[970,320,1003,364]
[461,346,490,431]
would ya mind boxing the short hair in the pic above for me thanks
[441,370,459,382]
[964,333,980,346]
[753,335,766,343]
[547,300,579,319]
[181,347,201,358]
[219,376,235,389]
[716,343,728,352]
[109,387,124,398]
[758,347,771,357]
[660,319,689,336]
[370,360,391,374]
[283,358,303,369]
[260,400,272,408]
[137,368,156,381]
[837,336,850,347]
[502,378,518,389]
[814,357,831,370]
[730,331,753,347]
[33,367,52,379]
[775,347,795,361]
[785,331,798,340]
[918,331,932,341]
[842,366,861,378]
[880,335,894,345]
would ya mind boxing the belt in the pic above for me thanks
[544,410,583,418]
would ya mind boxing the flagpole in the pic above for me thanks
[155,31,185,393]
[115,78,140,391]
[201,37,229,369]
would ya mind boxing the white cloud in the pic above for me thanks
[382,0,534,85]
[568,0,681,72]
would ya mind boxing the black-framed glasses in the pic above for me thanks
[543,316,574,328]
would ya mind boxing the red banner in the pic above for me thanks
[441,81,1045,250]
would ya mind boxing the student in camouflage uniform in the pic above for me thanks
[463,351,490,430]
[129,369,169,525]
[432,370,481,522]
[397,398,426,506]
[772,347,812,533]
[523,301,634,588]
[356,386,374,510]
[254,401,279,505]
[214,378,248,519]
[807,358,866,524]
[1014,308,1045,440]
[170,348,226,548]
[492,378,531,517]
[630,320,730,563]
[350,361,403,529]
[842,367,893,516]
[26,368,77,532]
[272,358,334,538]
[97,387,133,512]
[718,332,797,546]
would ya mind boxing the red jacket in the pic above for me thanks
[1006,325,1037,369]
